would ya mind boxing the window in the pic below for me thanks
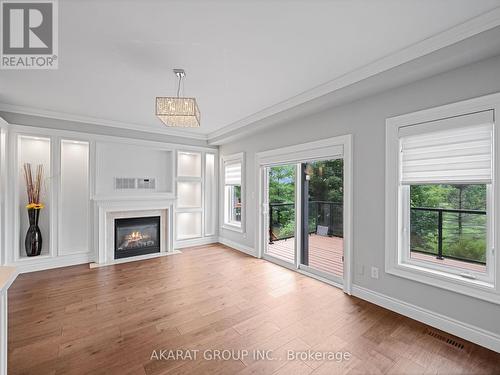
[386,105,499,303]
[222,153,244,231]
[226,185,241,224]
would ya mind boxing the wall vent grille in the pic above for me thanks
[114,178,156,190]
[115,178,136,190]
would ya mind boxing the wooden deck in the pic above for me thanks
[266,235,486,276]
[267,234,344,277]
[410,251,487,273]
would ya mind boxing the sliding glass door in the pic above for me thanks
[300,159,344,283]
[262,158,344,284]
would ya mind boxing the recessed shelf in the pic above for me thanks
[177,181,202,208]
[177,151,201,178]
[176,212,202,240]
[18,136,51,259]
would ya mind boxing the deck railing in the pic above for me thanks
[269,201,343,242]
[410,207,486,265]
[269,203,487,265]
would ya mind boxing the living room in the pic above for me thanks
[1,1,500,374]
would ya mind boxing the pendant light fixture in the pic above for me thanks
[156,69,201,128]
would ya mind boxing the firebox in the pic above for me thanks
[114,216,160,259]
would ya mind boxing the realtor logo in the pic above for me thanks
[1,0,58,69]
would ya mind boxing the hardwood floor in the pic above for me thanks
[8,244,500,374]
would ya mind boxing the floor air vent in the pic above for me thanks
[426,329,465,350]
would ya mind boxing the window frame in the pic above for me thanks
[221,152,245,233]
[385,92,500,304]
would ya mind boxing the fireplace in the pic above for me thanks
[114,216,160,259]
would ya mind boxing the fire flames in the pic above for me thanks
[126,231,144,242]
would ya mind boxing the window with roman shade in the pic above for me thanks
[395,109,495,284]
[385,94,500,304]
[222,154,244,231]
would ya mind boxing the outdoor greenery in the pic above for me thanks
[269,165,295,239]
[307,159,343,203]
[233,185,242,221]
[269,160,343,239]
[410,184,487,263]
[269,165,295,204]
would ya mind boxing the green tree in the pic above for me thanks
[268,161,344,240]
[308,159,343,202]
[269,165,295,204]
[410,184,486,262]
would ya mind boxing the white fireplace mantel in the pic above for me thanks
[93,197,175,266]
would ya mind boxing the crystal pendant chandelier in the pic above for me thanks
[156,69,201,128]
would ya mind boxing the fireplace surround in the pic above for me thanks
[114,216,160,259]
[93,197,175,266]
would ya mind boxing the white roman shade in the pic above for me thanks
[399,111,494,185]
[225,162,241,185]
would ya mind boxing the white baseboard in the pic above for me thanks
[10,253,93,273]
[218,237,257,257]
[352,285,500,353]
[174,236,218,249]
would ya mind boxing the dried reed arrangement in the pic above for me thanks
[23,163,44,207]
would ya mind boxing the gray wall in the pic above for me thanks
[220,54,500,335]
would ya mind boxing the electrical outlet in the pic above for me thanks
[371,266,379,279]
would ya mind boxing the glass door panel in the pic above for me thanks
[265,165,296,264]
[301,159,344,280]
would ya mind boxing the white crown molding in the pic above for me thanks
[207,7,500,145]
[0,116,8,128]
[0,103,209,141]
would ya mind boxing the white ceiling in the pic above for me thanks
[1,0,500,139]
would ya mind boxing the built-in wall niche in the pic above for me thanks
[177,181,202,208]
[176,212,202,240]
[175,150,217,243]
[175,151,203,241]
[177,151,201,178]
[18,136,51,257]
[59,140,90,255]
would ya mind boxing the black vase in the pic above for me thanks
[25,208,42,257]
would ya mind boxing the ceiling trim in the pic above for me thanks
[0,103,209,141]
[207,6,500,145]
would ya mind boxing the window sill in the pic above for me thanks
[386,262,500,305]
[222,223,244,233]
